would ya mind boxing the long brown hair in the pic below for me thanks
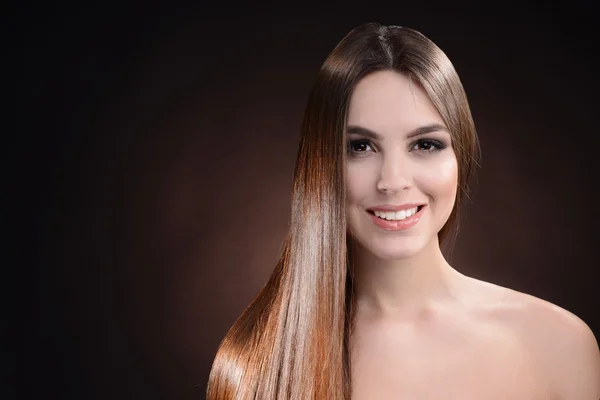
[207,22,479,399]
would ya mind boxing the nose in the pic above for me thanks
[376,153,412,194]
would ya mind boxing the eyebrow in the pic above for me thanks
[346,123,449,140]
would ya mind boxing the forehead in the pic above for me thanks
[347,70,444,133]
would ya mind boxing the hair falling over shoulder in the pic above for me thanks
[206,22,479,399]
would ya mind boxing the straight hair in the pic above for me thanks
[207,22,480,399]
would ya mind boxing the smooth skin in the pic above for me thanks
[346,71,600,399]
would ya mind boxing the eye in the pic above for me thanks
[347,139,374,155]
[411,139,446,153]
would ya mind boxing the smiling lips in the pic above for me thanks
[367,203,426,231]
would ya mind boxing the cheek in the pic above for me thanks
[418,155,458,199]
[346,164,373,203]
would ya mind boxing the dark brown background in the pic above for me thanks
[17,2,599,399]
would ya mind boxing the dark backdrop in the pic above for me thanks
[17,3,600,399]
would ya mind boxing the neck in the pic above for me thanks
[350,236,465,320]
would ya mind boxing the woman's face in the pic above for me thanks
[345,70,458,260]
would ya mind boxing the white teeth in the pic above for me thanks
[373,207,419,221]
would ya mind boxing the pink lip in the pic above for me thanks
[368,202,427,212]
[368,205,425,231]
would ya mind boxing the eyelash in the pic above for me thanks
[346,138,447,156]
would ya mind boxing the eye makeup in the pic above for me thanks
[346,137,448,157]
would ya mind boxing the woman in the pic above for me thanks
[207,22,600,399]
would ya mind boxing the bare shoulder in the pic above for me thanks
[477,283,600,399]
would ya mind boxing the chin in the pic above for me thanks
[352,235,431,261]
